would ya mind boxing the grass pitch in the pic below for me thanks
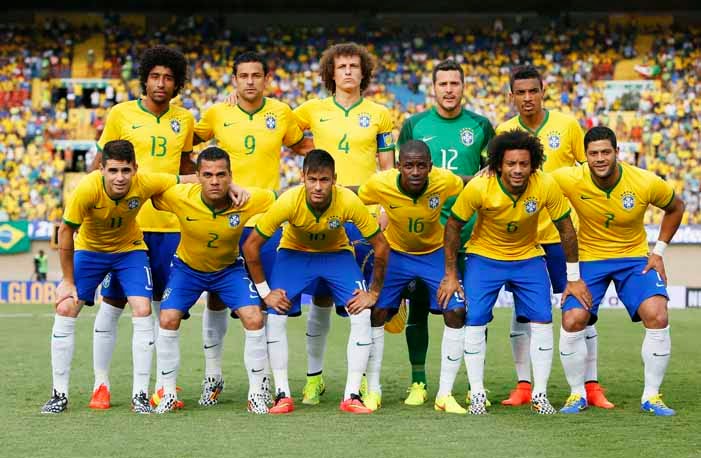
[1,305,700,458]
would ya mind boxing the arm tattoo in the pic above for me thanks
[444,217,464,276]
[554,216,579,262]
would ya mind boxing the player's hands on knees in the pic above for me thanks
[561,279,593,311]
[347,289,378,314]
[264,289,292,314]
[437,275,464,309]
[225,92,238,106]
[642,254,667,285]
[228,183,250,207]
[55,280,78,307]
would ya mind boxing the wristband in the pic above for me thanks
[566,262,580,282]
[652,241,668,257]
[255,281,271,299]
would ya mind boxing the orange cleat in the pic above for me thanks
[586,382,615,409]
[339,394,373,414]
[501,381,532,406]
[89,384,111,410]
[150,386,185,409]
[269,394,295,414]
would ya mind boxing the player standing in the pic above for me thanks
[41,140,190,414]
[150,147,276,414]
[396,59,494,405]
[438,130,592,415]
[292,42,395,404]
[193,51,310,406]
[552,127,684,415]
[243,150,389,414]
[496,65,613,409]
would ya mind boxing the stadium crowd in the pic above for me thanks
[0,16,699,223]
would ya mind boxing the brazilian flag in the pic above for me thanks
[0,221,30,254]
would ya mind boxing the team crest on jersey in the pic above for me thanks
[264,113,277,130]
[621,191,636,210]
[358,112,371,128]
[229,214,241,228]
[460,128,474,146]
[428,194,441,209]
[170,119,181,134]
[547,131,561,149]
[328,216,342,230]
[127,198,140,210]
[524,196,538,214]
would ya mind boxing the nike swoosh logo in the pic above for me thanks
[224,121,237,127]
[509,332,524,338]
[580,195,593,200]
[560,351,575,356]
[585,335,598,340]
[203,344,219,349]
[421,136,436,142]
[251,368,264,373]
[266,340,280,344]
[186,216,199,221]
[389,204,401,209]
[161,370,175,375]
[356,342,372,346]
[484,207,497,211]
[447,355,461,361]
[53,334,69,338]
[319,118,331,122]
[464,350,480,355]
[93,205,105,210]
[656,283,665,287]
[94,329,110,333]
[652,352,670,357]
[132,124,143,129]
[305,333,322,338]
[148,341,154,346]
[538,347,553,351]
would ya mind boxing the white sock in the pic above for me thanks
[529,322,554,397]
[244,327,268,395]
[156,327,180,395]
[559,327,587,397]
[437,326,465,398]
[51,315,76,396]
[345,309,371,399]
[641,325,671,401]
[366,326,385,394]
[132,315,154,397]
[509,313,532,383]
[266,314,290,397]
[92,301,123,390]
[464,325,487,394]
[584,325,598,382]
[203,307,229,379]
[306,302,332,375]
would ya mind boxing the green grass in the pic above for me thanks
[1,305,700,458]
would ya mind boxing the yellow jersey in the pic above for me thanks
[256,185,380,253]
[497,110,585,244]
[294,97,395,186]
[194,98,304,191]
[551,162,675,261]
[152,184,275,272]
[358,168,463,254]
[451,171,571,261]
[63,171,178,253]
[98,99,194,233]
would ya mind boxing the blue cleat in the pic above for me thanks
[560,394,587,414]
[641,394,676,416]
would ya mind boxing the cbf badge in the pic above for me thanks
[265,113,277,130]
[547,131,561,149]
[358,113,371,128]
[328,216,341,230]
[428,194,440,209]
[229,214,241,228]
[460,127,474,146]
[524,197,538,214]
[127,198,140,210]
[621,191,636,210]
[170,119,181,134]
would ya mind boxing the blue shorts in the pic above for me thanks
[464,254,552,326]
[269,249,365,317]
[241,226,282,280]
[101,232,180,301]
[76,250,152,305]
[161,257,259,317]
[543,243,567,294]
[561,257,669,322]
[377,248,464,314]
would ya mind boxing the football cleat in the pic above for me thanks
[131,391,153,414]
[384,300,408,334]
[467,389,491,407]
[559,394,587,414]
[434,394,467,415]
[531,393,557,415]
[154,393,178,414]
[198,376,224,406]
[41,390,68,414]
[586,382,615,409]
[88,383,110,410]
[302,374,326,405]
[359,375,369,399]
[364,391,382,411]
[501,381,532,406]
[339,394,373,414]
[261,376,273,407]
[404,382,428,406]
[247,392,269,415]
[641,394,676,416]
[468,391,488,415]
[150,386,184,409]
[269,392,294,414]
